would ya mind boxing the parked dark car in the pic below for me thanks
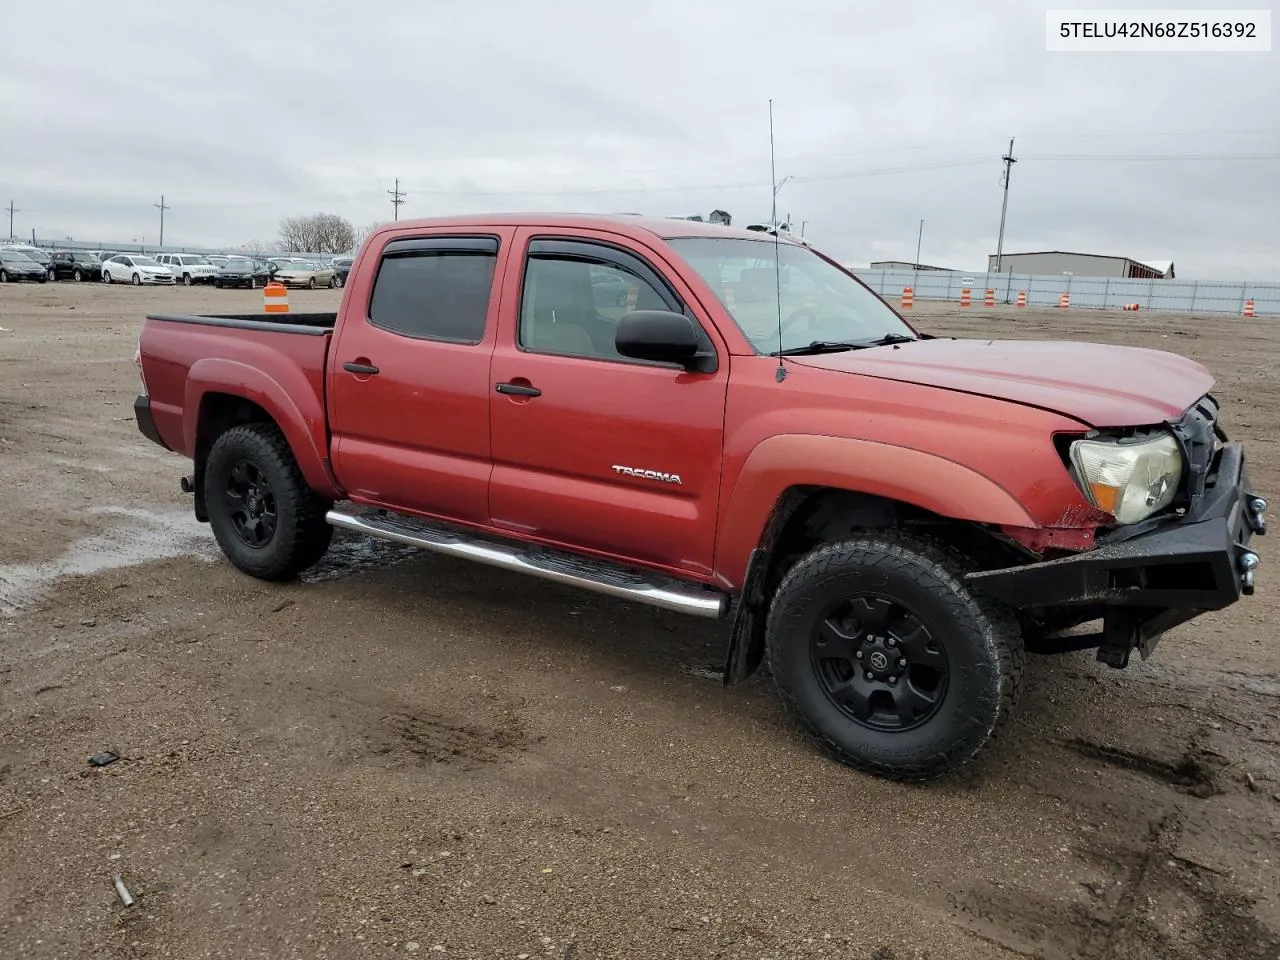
[215,258,277,289]
[49,250,104,281]
[331,256,354,288]
[0,249,50,283]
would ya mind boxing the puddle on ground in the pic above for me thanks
[0,506,216,616]
[301,531,423,583]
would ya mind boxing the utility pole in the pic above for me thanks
[771,175,792,229]
[388,178,406,221]
[5,200,17,240]
[994,138,1017,274]
[915,219,924,268]
[154,194,170,247]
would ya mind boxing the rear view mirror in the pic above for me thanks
[615,310,715,372]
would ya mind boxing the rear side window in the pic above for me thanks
[367,236,498,344]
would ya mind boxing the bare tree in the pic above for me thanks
[350,221,383,254]
[278,213,356,254]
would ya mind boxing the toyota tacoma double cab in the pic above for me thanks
[132,214,1266,780]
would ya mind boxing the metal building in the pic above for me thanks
[987,251,1174,279]
[869,260,956,271]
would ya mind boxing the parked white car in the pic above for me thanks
[102,255,176,285]
[154,253,220,285]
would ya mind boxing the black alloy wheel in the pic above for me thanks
[810,594,948,731]
[223,459,278,549]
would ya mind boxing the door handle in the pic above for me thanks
[495,381,541,397]
[343,361,380,375]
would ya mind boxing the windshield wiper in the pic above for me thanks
[771,333,918,357]
[771,340,859,356]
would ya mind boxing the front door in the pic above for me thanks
[327,230,512,525]
[488,229,729,579]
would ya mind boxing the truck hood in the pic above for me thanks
[787,338,1214,427]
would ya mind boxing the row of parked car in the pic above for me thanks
[0,243,356,289]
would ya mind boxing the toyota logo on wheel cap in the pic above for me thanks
[869,651,889,670]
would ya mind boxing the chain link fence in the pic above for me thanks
[850,267,1279,317]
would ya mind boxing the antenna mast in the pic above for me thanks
[769,99,786,382]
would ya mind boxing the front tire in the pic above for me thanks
[73,269,83,282]
[132,273,141,286]
[182,273,192,286]
[204,422,334,581]
[765,534,1022,781]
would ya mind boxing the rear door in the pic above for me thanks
[327,229,513,524]
[487,227,729,578]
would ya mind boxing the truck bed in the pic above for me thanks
[146,312,337,335]
[137,312,335,482]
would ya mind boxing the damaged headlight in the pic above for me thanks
[1069,431,1184,524]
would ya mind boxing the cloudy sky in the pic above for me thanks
[1,0,1276,277]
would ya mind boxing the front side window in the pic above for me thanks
[666,237,914,355]
[368,240,497,344]
[518,240,685,362]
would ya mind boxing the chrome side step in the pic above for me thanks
[325,509,730,619]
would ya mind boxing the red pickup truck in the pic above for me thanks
[133,214,1266,780]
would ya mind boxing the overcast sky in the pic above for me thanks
[2,0,1276,277]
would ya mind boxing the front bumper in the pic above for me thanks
[967,441,1264,658]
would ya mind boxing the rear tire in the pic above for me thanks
[0,270,8,283]
[204,422,334,581]
[765,533,1023,781]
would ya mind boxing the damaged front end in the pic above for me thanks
[967,394,1266,668]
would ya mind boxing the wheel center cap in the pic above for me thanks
[868,651,889,670]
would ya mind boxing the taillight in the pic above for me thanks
[135,340,148,397]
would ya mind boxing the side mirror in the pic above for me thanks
[615,310,715,372]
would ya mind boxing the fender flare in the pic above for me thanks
[713,433,1037,589]
[184,357,339,498]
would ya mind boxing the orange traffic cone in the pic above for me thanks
[1015,291,1027,307]
[1243,299,1256,318]
[959,288,972,308]
[1058,292,1070,309]
[901,286,914,310]
[983,289,995,307]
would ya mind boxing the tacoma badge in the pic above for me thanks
[612,465,683,485]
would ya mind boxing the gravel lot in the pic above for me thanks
[1,283,1278,960]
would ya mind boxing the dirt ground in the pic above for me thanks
[1,283,1278,960]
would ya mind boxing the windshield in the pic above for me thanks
[183,256,211,265]
[286,261,319,270]
[665,237,915,354]
[134,257,161,267]
[223,258,251,267]
[0,251,34,263]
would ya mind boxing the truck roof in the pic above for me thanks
[370,213,803,245]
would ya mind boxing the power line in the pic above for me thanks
[387,178,406,220]
[154,194,170,246]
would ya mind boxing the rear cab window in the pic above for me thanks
[367,236,500,344]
